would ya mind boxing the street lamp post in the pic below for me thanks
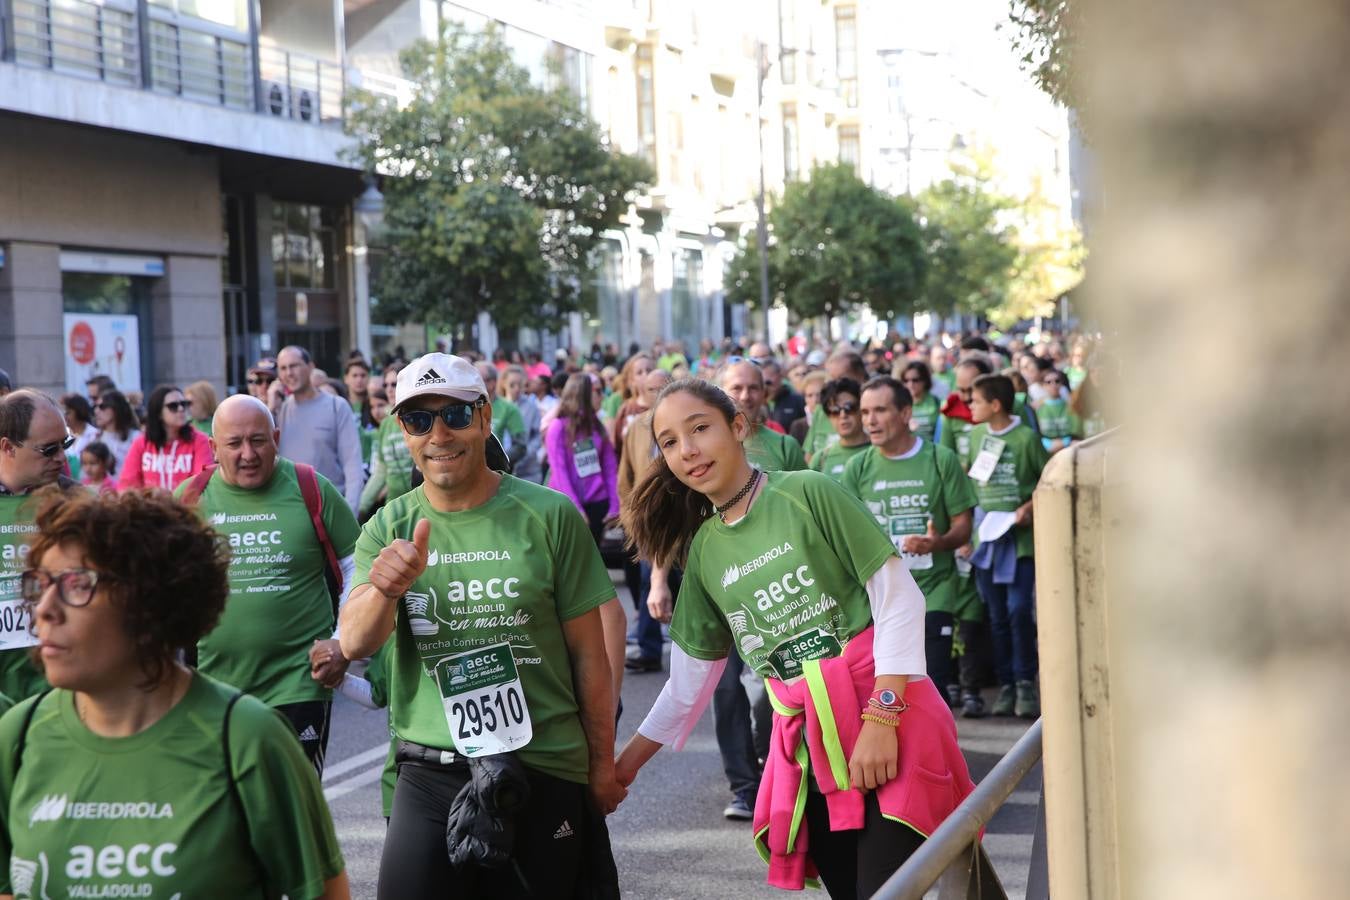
[755,40,771,346]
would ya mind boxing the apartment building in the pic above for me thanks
[0,0,396,396]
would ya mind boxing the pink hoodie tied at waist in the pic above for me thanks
[751,626,976,891]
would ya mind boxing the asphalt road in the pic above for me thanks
[321,575,1039,899]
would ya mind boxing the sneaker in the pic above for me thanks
[624,656,662,673]
[723,790,754,821]
[960,691,987,719]
[945,683,962,708]
[1015,680,1040,719]
[991,684,1017,717]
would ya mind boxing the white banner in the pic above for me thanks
[64,314,141,395]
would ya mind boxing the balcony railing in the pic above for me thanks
[0,0,413,125]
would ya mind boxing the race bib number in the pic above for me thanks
[887,517,933,570]
[0,599,35,651]
[765,628,843,681]
[968,436,1007,485]
[573,440,601,478]
[432,643,532,757]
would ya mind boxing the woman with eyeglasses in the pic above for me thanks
[809,378,871,483]
[896,361,940,445]
[1034,368,1080,455]
[92,389,141,474]
[0,488,350,899]
[116,385,214,492]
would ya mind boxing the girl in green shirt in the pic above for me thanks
[897,361,940,444]
[615,379,975,898]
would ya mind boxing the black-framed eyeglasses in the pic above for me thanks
[163,401,191,412]
[20,567,110,608]
[827,403,858,416]
[18,435,76,459]
[246,376,273,386]
[398,399,486,436]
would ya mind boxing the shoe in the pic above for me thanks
[1015,680,1040,719]
[960,691,987,719]
[723,790,754,821]
[624,656,662,673]
[991,684,1016,717]
[945,683,962,707]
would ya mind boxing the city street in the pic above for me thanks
[321,574,1041,900]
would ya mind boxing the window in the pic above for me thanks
[779,0,797,85]
[782,105,799,181]
[835,5,858,108]
[271,202,339,290]
[839,125,860,173]
[671,248,703,346]
[636,44,657,168]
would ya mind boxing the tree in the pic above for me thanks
[347,23,652,333]
[914,162,1020,319]
[993,185,1086,328]
[1007,1,1081,112]
[724,163,927,321]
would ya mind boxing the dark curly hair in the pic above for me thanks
[29,487,231,689]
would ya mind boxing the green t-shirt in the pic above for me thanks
[180,460,360,706]
[192,417,214,437]
[939,415,977,470]
[934,370,956,392]
[744,426,807,473]
[966,420,1049,558]
[669,470,895,681]
[840,440,977,614]
[0,494,46,702]
[1035,398,1079,441]
[657,353,687,373]
[601,391,624,421]
[809,441,871,483]
[0,674,343,899]
[354,476,615,783]
[802,406,838,460]
[491,397,527,448]
[908,395,940,445]
[374,414,416,501]
[360,643,398,819]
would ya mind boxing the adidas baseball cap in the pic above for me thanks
[392,353,487,412]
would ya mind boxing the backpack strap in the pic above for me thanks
[179,465,218,506]
[13,688,53,776]
[295,463,343,621]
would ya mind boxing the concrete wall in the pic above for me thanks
[0,118,227,397]
[0,117,221,256]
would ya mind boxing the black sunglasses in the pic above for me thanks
[246,376,273,386]
[20,435,76,458]
[827,402,858,416]
[398,399,486,436]
[163,400,191,412]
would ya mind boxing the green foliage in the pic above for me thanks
[1007,1,1081,112]
[914,161,1020,318]
[347,23,652,331]
[724,163,926,320]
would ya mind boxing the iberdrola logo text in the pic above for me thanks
[29,795,174,827]
[720,542,794,590]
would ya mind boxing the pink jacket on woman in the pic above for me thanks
[117,428,214,492]
[753,626,976,890]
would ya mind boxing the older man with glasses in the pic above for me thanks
[0,389,78,700]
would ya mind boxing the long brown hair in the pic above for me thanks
[558,373,603,443]
[621,378,741,569]
[616,353,654,403]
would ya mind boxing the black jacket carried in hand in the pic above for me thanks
[445,753,532,869]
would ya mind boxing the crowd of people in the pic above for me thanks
[0,326,1108,899]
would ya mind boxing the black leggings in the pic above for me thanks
[805,787,999,899]
[582,500,609,547]
[378,759,594,899]
[276,700,331,777]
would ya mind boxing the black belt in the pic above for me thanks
[395,739,463,768]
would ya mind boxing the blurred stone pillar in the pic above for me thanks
[1089,1,1350,896]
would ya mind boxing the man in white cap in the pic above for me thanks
[340,353,626,898]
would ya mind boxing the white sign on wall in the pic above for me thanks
[64,314,141,395]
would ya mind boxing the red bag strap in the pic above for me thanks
[295,463,343,600]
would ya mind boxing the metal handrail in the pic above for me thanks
[871,718,1045,900]
[9,0,139,82]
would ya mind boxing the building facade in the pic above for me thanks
[0,0,394,397]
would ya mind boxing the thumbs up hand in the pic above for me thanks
[900,520,938,556]
[370,518,432,601]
